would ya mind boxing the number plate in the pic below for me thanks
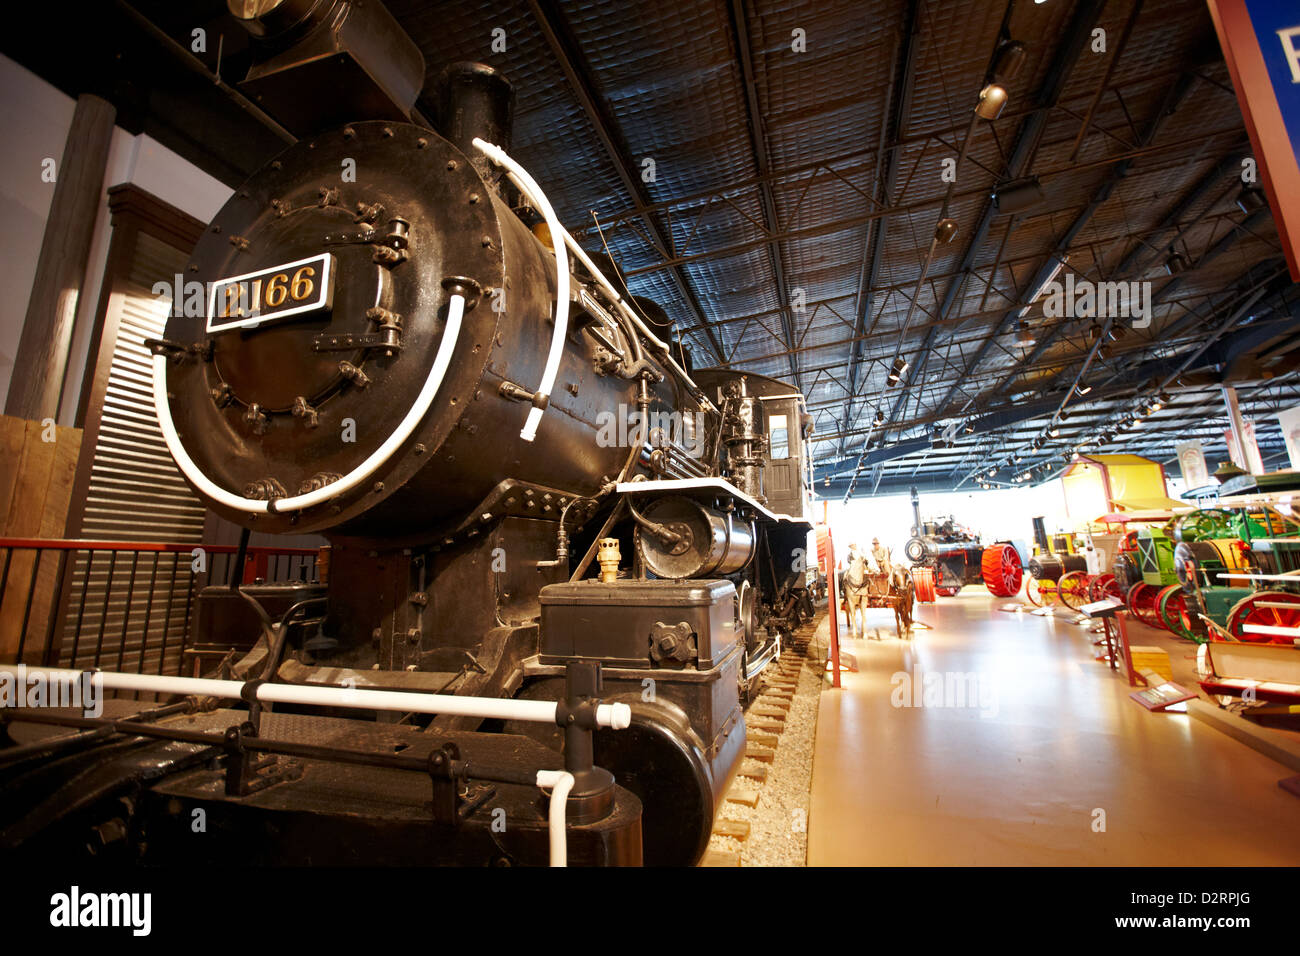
[206,253,335,332]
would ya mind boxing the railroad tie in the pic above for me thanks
[712,818,750,840]
[701,850,742,867]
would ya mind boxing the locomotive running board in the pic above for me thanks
[615,477,812,526]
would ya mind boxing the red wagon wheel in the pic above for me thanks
[1057,570,1090,610]
[980,544,1023,597]
[1125,581,1163,628]
[1226,591,1300,644]
[1087,572,1120,603]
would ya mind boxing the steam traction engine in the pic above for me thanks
[903,488,1025,598]
[0,0,815,867]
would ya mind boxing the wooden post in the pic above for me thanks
[5,94,116,422]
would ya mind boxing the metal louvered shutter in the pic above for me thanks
[59,231,205,674]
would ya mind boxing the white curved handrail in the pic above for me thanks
[472,138,568,442]
[153,292,467,514]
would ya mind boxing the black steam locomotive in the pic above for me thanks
[0,1,816,866]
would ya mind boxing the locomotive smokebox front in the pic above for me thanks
[160,118,632,537]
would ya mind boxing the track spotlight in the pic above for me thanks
[1164,252,1189,275]
[873,409,885,425]
[975,83,1009,120]
[964,421,975,433]
[1075,384,1092,397]
[886,356,909,384]
[935,218,959,244]
[1058,409,1070,421]
[1049,427,1060,437]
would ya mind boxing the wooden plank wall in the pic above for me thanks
[0,414,83,662]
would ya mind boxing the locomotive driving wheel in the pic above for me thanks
[1225,591,1300,644]
[980,543,1023,597]
[1056,570,1090,610]
[1125,581,1163,628]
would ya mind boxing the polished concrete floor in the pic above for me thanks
[807,589,1300,865]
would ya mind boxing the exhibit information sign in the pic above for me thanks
[1175,440,1209,488]
[1279,404,1300,470]
[1208,0,1300,280]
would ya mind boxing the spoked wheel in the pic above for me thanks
[1025,576,1055,606]
[1226,591,1300,644]
[1174,509,1235,542]
[1087,572,1120,603]
[980,543,1023,597]
[1125,581,1163,628]
[1156,584,1198,641]
[1057,571,1090,610]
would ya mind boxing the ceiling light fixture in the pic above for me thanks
[975,83,1009,120]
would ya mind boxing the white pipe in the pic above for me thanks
[535,769,575,867]
[558,220,711,409]
[470,139,713,414]
[1,666,632,729]
[472,138,568,442]
[153,293,467,514]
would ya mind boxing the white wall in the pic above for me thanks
[0,54,232,424]
[817,480,1072,565]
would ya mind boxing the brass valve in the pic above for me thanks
[597,537,621,583]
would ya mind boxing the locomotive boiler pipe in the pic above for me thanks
[535,769,575,867]
[1,666,633,729]
[152,293,468,514]
[472,138,711,411]
[471,138,568,441]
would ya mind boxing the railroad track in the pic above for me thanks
[700,612,822,867]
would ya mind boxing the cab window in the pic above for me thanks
[769,413,789,459]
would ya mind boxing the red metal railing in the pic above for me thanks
[0,538,319,674]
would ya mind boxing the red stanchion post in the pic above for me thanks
[825,530,841,689]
